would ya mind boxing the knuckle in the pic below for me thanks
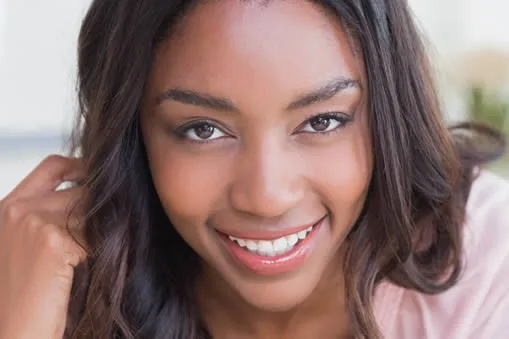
[38,224,65,251]
[1,199,24,224]
[24,212,44,228]
[21,215,64,251]
[41,154,67,169]
[23,213,48,238]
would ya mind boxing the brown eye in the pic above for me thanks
[193,124,215,139]
[309,116,332,132]
[300,112,350,134]
[180,122,228,141]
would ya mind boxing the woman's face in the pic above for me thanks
[141,0,373,311]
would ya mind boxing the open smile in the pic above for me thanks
[217,215,327,276]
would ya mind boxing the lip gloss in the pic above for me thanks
[219,217,324,276]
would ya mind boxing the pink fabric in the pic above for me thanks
[374,170,509,338]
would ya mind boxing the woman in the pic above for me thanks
[0,0,508,338]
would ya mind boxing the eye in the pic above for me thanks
[180,122,228,141]
[299,112,351,134]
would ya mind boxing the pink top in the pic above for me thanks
[374,170,509,338]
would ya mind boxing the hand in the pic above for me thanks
[0,155,87,339]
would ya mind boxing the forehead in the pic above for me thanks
[147,0,363,103]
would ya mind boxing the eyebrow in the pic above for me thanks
[156,77,360,112]
[286,77,360,110]
[156,88,238,112]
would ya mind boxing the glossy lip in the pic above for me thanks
[216,218,323,241]
[218,216,327,276]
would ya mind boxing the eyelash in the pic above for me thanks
[298,112,353,136]
[173,118,230,144]
[173,112,353,144]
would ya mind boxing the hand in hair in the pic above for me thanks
[0,155,87,339]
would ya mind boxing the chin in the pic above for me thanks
[230,273,322,312]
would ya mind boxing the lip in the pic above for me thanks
[216,218,323,241]
[218,216,326,276]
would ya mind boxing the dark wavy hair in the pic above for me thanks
[66,0,507,338]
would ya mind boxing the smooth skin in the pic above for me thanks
[141,1,373,338]
[0,1,373,338]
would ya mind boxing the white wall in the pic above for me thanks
[0,0,91,196]
[409,0,466,57]
[409,0,509,55]
[0,0,91,135]
[463,0,509,49]
[0,1,5,64]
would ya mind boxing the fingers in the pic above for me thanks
[64,239,88,267]
[0,155,89,267]
[19,214,88,267]
[1,187,87,251]
[6,155,86,200]
[2,187,85,222]
[36,187,86,223]
[2,195,89,256]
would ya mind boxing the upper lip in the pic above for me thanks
[216,215,327,241]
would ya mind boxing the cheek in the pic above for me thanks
[145,144,232,225]
[313,145,371,201]
[307,124,373,221]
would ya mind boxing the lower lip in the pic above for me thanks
[219,218,324,276]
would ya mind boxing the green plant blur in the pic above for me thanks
[466,86,509,176]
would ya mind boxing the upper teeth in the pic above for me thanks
[228,226,313,257]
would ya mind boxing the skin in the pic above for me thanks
[141,1,373,338]
[0,156,86,339]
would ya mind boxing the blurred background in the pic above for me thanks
[0,0,508,196]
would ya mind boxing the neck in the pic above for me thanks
[195,251,352,339]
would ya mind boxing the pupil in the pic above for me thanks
[311,117,330,132]
[195,124,214,139]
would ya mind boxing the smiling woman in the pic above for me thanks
[0,1,508,339]
[140,4,372,326]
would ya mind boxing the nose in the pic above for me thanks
[229,136,305,218]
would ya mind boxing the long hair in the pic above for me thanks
[67,1,507,338]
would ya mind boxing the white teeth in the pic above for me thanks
[297,230,307,240]
[272,237,288,255]
[245,240,258,251]
[258,240,273,256]
[286,234,299,247]
[227,225,315,257]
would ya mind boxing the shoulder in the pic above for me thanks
[376,170,509,339]
[463,170,509,280]
[465,169,509,234]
